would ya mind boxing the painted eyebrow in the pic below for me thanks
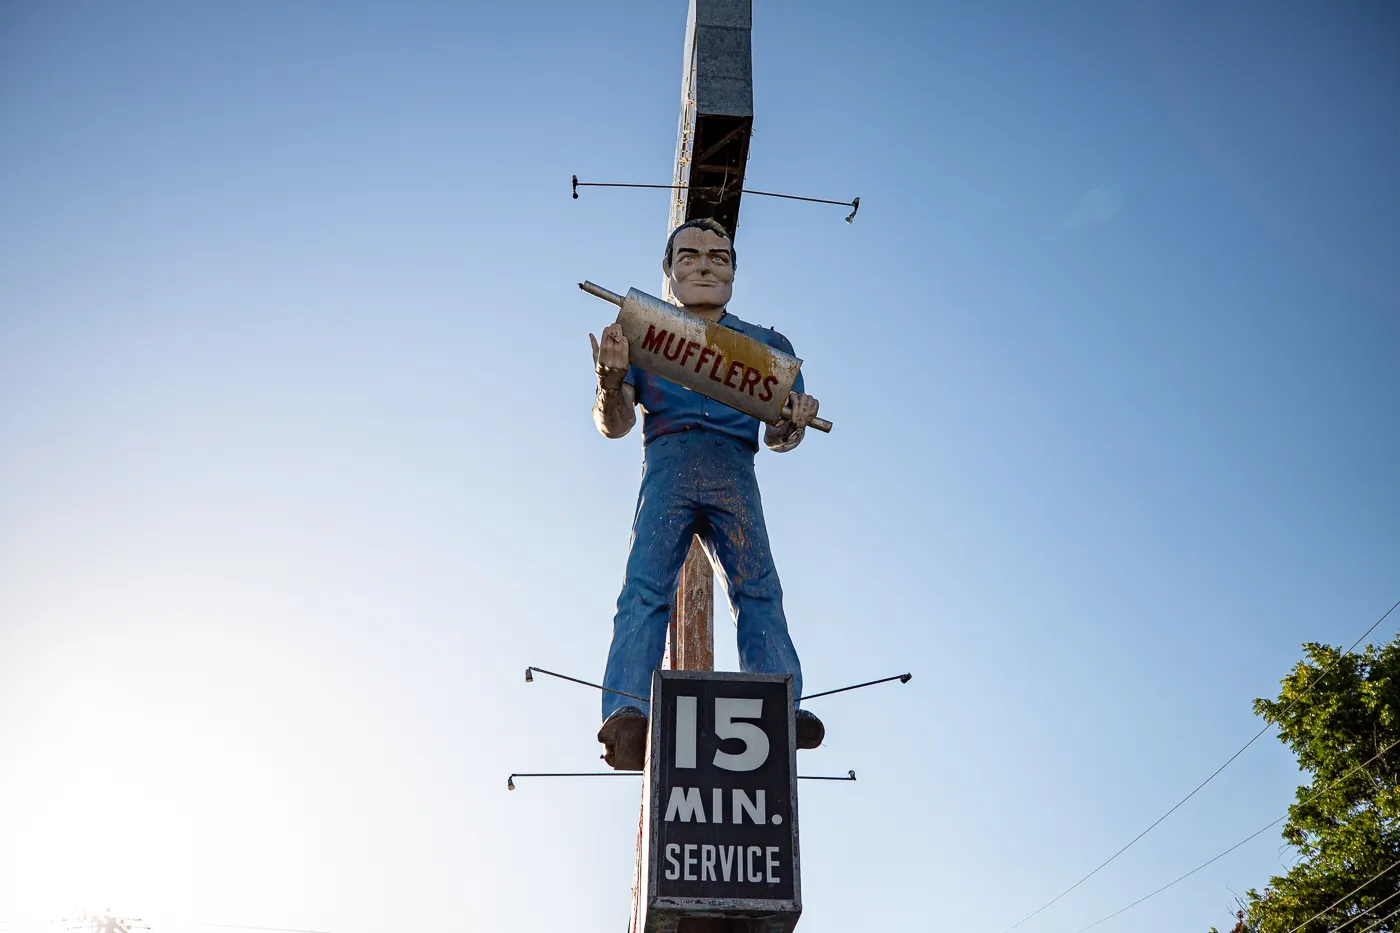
[675,247,732,256]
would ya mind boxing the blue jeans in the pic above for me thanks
[602,430,803,720]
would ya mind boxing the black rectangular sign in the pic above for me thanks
[637,671,801,931]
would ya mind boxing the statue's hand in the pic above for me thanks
[589,323,630,388]
[786,392,820,429]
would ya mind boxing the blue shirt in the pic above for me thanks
[623,310,805,452]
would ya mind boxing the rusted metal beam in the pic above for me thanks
[668,0,754,253]
[693,121,750,170]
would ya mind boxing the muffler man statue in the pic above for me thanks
[590,218,824,771]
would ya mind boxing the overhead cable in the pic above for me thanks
[1001,595,1400,933]
[1067,737,1400,933]
[1353,903,1400,933]
[1284,857,1400,933]
[1327,886,1400,933]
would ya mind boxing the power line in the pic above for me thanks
[1353,903,1400,933]
[1284,857,1400,933]
[1000,596,1400,933]
[1066,738,1400,933]
[1329,887,1400,933]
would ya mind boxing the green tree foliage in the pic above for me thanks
[1211,637,1400,933]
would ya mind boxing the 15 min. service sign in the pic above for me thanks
[637,671,801,931]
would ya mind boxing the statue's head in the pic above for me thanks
[663,218,736,311]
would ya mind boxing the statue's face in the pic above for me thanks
[668,226,735,310]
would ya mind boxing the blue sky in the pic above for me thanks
[1,2,1396,932]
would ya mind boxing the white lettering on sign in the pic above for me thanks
[664,786,706,822]
[675,695,697,769]
[684,844,698,881]
[656,685,792,896]
[665,845,781,884]
[719,845,737,881]
[663,788,771,825]
[713,698,769,771]
[733,789,765,825]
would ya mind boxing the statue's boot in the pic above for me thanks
[598,706,648,771]
[795,709,825,750]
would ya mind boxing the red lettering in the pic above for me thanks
[696,346,715,374]
[759,375,778,402]
[740,367,761,396]
[679,340,700,368]
[642,325,669,355]
[708,352,726,382]
[663,333,683,361]
[724,360,744,388]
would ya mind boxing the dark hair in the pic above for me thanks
[662,217,736,273]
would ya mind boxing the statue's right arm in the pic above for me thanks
[590,323,636,438]
[594,379,636,438]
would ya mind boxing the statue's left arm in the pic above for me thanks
[763,328,817,453]
[764,393,818,452]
